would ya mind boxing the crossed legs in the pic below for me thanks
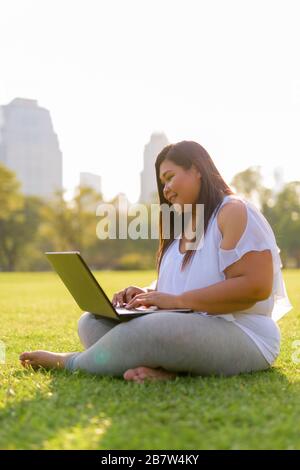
[20,311,270,382]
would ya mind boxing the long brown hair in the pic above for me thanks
[155,141,234,272]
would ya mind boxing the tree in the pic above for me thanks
[0,163,23,218]
[40,186,103,253]
[265,182,300,267]
[0,164,24,270]
[231,166,270,208]
[0,195,44,271]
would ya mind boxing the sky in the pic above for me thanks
[0,0,300,203]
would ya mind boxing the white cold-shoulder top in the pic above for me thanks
[156,195,293,364]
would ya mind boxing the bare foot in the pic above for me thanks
[19,350,75,370]
[123,366,178,384]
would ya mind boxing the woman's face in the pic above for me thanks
[159,159,201,207]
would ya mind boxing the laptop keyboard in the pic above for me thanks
[116,306,158,314]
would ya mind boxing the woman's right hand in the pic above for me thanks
[112,286,146,307]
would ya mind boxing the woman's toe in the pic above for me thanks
[20,359,33,368]
[19,352,40,368]
[19,352,31,361]
[123,369,137,380]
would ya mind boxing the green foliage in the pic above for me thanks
[262,182,300,267]
[41,185,104,252]
[1,162,300,271]
[231,166,264,202]
[0,165,43,271]
[0,270,299,449]
[115,252,156,270]
[0,163,23,219]
[231,167,300,268]
[0,195,44,271]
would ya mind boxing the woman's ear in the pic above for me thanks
[192,164,201,180]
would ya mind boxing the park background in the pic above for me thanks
[1,162,300,272]
[0,0,299,451]
[1,1,300,272]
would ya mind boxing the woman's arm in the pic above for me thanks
[125,250,272,311]
[126,202,273,313]
[178,202,273,314]
[177,253,272,313]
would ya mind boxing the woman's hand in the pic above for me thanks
[125,291,180,310]
[112,286,146,307]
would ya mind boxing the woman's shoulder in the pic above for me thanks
[215,194,279,252]
[217,195,248,239]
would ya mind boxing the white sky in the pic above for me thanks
[0,0,300,202]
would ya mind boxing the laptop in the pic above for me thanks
[45,252,193,321]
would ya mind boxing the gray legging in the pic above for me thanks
[64,311,270,377]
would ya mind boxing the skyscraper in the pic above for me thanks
[139,132,169,203]
[0,98,62,198]
[80,172,102,194]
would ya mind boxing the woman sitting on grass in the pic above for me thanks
[20,141,292,383]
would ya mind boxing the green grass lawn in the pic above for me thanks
[0,270,299,450]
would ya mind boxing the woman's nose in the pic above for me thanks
[163,183,170,197]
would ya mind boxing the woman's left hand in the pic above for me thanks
[125,291,180,310]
